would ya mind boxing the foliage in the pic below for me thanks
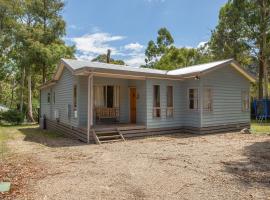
[145,27,174,67]
[0,0,75,122]
[144,28,212,69]
[208,0,270,99]
[92,54,125,65]
[0,110,24,125]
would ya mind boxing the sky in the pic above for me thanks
[63,0,227,67]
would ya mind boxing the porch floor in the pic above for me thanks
[92,123,146,131]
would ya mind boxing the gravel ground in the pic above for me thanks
[7,130,270,200]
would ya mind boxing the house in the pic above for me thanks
[40,58,256,144]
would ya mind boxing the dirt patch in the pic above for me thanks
[0,155,46,200]
[2,126,270,200]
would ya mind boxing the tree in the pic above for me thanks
[0,0,74,122]
[145,27,174,67]
[92,54,125,65]
[209,0,270,99]
[144,27,212,70]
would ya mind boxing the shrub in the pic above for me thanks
[1,110,24,125]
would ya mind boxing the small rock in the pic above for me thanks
[240,128,251,134]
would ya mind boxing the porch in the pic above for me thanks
[76,74,147,143]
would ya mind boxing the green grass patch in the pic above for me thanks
[251,122,270,134]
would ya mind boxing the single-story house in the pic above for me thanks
[40,58,255,144]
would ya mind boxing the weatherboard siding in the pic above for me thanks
[40,68,78,127]
[145,79,184,129]
[201,66,250,127]
[40,87,51,120]
[181,79,201,127]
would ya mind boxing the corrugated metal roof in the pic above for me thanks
[61,58,235,76]
[61,58,167,75]
[167,59,233,75]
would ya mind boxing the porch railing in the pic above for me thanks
[95,107,120,121]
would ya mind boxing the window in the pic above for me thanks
[188,88,198,110]
[153,85,160,117]
[73,85,77,111]
[203,88,212,111]
[47,92,51,103]
[242,90,249,111]
[94,85,120,108]
[167,86,173,117]
[53,92,56,104]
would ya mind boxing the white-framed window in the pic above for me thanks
[203,88,212,111]
[188,88,198,110]
[166,86,173,117]
[153,85,161,118]
[93,85,120,108]
[242,90,249,111]
[73,85,77,111]
[47,92,51,103]
[53,92,56,104]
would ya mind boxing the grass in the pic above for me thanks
[251,121,270,134]
[0,124,62,155]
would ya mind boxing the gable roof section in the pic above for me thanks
[40,58,256,89]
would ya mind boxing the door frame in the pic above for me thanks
[129,87,137,123]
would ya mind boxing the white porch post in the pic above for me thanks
[87,74,93,143]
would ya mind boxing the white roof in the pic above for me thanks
[62,59,167,75]
[167,59,233,75]
[41,58,256,89]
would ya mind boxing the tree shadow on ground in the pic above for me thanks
[222,140,270,188]
[18,127,87,148]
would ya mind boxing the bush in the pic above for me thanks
[0,110,24,125]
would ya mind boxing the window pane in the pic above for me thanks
[47,93,50,103]
[203,88,212,111]
[167,86,173,107]
[153,85,160,107]
[107,85,114,108]
[73,85,77,110]
[189,88,198,110]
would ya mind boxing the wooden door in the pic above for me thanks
[130,88,137,123]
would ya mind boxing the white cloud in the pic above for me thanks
[67,31,146,67]
[124,42,144,52]
[124,53,146,67]
[197,41,208,48]
[70,32,125,55]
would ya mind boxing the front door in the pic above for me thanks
[130,88,136,123]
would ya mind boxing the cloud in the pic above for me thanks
[67,31,146,67]
[197,41,208,48]
[124,42,144,52]
[124,53,146,67]
[69,32,125,55]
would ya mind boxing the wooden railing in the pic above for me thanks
[95,107,120,121]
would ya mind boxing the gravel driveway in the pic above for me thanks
[6,128,270,200]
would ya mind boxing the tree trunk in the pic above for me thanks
[27,74,34,122]
[20,66,25,112]
[0,81,2,103]
[9,77,15,108]
[258,50,264,99]
[264,61,269,98]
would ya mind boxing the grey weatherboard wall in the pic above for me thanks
[40,63,251,132]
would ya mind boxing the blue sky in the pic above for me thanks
[63,0,227,66]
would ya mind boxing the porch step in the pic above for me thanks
[93,128,125,144]
[98,134,122,140]
[100,139,123,144]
